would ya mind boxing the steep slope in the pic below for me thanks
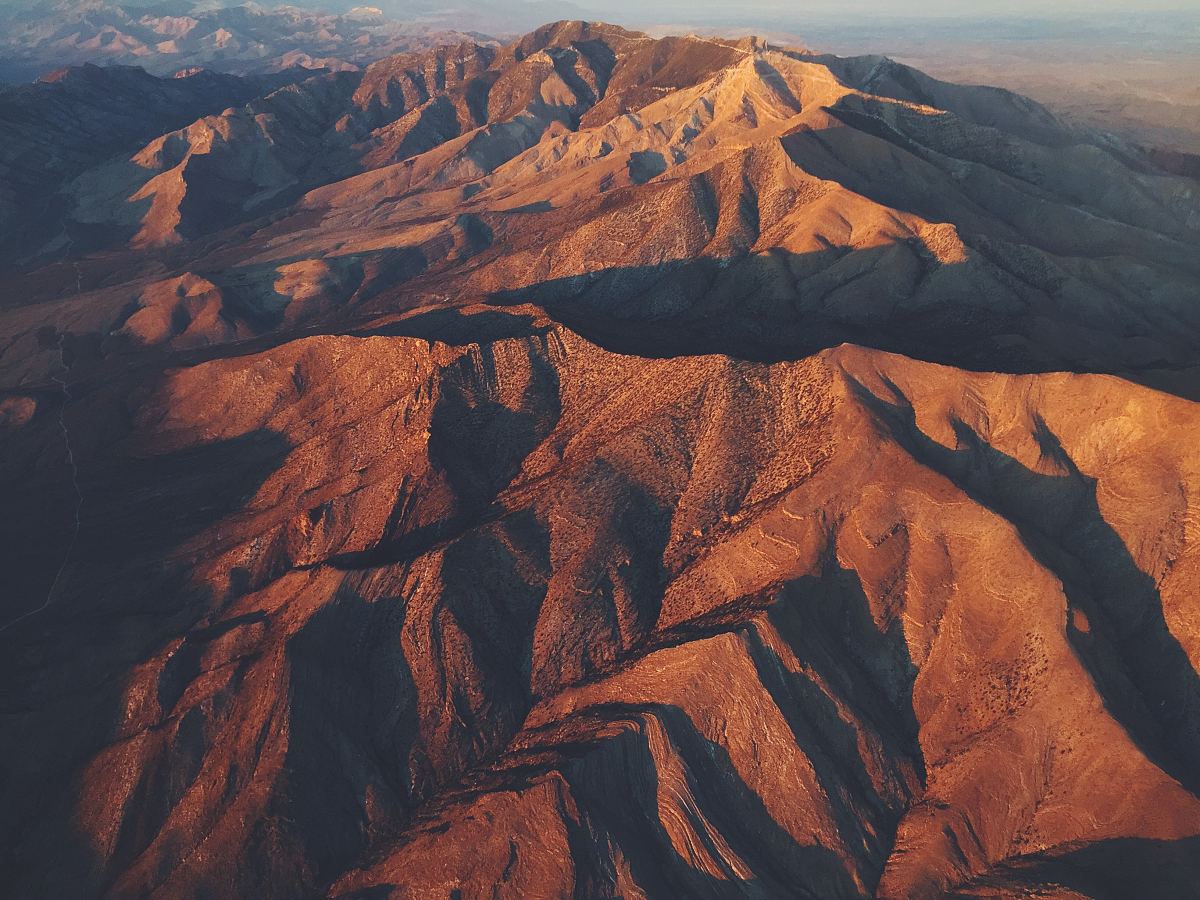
[61,22,742,249]
[0,62,317,262]
[24,23,1193,380]
[1,20,1199,900]
[3,321,1200,898]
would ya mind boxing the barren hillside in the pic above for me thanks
[1,20,1198,900]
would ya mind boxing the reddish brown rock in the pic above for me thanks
[1,20,1198,900]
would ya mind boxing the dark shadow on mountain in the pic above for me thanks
[488,250,992,364]
[951,835,1200,899]
[353,306,549,345]
[778,100,1200,270]
[628,149,668,184]
[1122,364,1200,403]
[485,247,1200,401]
[390,95,464,162]
[436,511,550,733]
[1,405,290,626]
[329,326,562,573]
[504,199,554,214]
[287,511,551,887]
[0,387,81,622]
[0,418,291,897]
[558,701,864,898]
[754,58,803,113]
[156,609,268,714]
[283,581,422,885]
[429,333,562,514]
[845,373,1200,796]
[743,552,924,892]
[0,65,317,272]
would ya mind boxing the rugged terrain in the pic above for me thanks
[0,0,489,83]
[639,11,1200,156]
[1,20,1199,899]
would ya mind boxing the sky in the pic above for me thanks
[572,0,1197,13]
[0,0,1195,38]
[541,0,1200,49]
[0,0,1194,13]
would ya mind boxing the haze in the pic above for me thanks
[1,0,1194,16]
[572,0,1194,17]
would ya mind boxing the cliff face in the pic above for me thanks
[1,21,1199,900]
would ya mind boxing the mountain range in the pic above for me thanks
[0,0,491,82]
[1,18,1199,900]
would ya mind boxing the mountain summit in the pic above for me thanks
[1,21,1199,900]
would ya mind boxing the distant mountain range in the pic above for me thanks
[0,0,495,82]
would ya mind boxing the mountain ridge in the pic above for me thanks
[1,19,1199,900]
[0,0,492,83]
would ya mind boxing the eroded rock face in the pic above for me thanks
[1,20,1199,900]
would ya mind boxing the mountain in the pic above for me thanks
[1,20,1199,900]
[0,62,325,262]
[0,0,491,83]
